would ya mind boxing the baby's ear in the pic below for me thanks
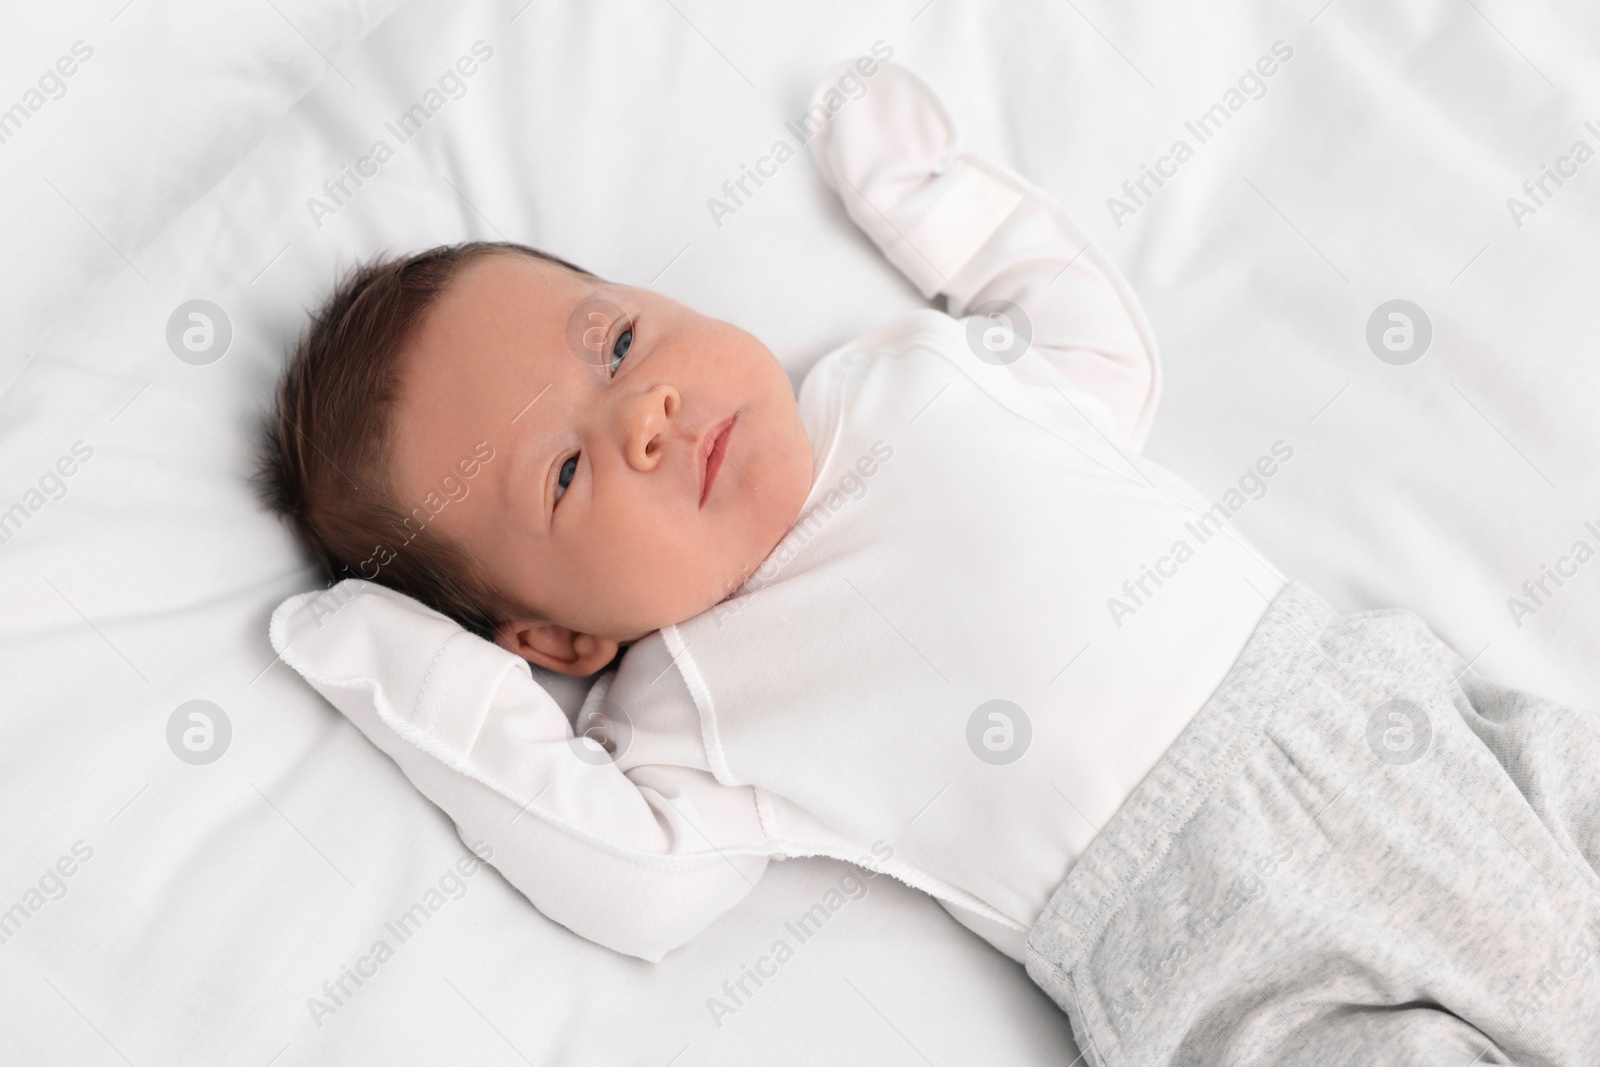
[492,618,619,677]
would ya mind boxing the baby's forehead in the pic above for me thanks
[425,257,668,379]
[453,249,592,301]
[409,258,635,401]
[419,255,588,354]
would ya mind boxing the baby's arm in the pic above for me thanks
[270,581,768,962]
[808,62,1160,449]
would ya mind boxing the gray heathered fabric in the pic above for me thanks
[1026,580,1600,1065]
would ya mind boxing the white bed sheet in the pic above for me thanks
[0,0,406,398]
[4,0,1600,1062]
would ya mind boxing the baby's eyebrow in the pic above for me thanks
[559,296,634,377]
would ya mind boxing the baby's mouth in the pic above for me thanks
[698,415,736,509]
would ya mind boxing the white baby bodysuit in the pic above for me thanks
[271,64,1287,964]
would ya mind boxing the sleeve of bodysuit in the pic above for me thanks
[270,579,770,963]
[805,59,1162,450]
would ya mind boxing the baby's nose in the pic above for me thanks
[623,384,681,470]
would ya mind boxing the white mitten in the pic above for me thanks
[269,579,771,961]
[805,60,1025,299]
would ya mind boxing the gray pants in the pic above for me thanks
[1026,580,1600,1066]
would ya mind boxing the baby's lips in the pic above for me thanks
[696,414,736,508]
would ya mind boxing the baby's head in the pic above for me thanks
[258,242,814,675]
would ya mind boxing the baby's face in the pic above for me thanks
[390,252,814,673]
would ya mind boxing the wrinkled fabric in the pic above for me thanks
[1027,579,1600,1066]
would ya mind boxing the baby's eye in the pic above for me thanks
[554,453,578,503]
[609,328,632,376]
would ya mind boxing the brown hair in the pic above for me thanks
[254,240,594,640]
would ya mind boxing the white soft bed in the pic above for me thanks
[4,0,1599,1062]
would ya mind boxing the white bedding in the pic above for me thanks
[0,0,407,398]
[3,0,1599,1062]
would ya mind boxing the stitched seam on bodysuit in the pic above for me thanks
[413,634,462,732]
[671,354,857,790]
[748,787,780,841]
[806,343,853,488]
[431,634,471,734]
[662,622,735,785]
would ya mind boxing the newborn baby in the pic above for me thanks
[262,62,1600,1065]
